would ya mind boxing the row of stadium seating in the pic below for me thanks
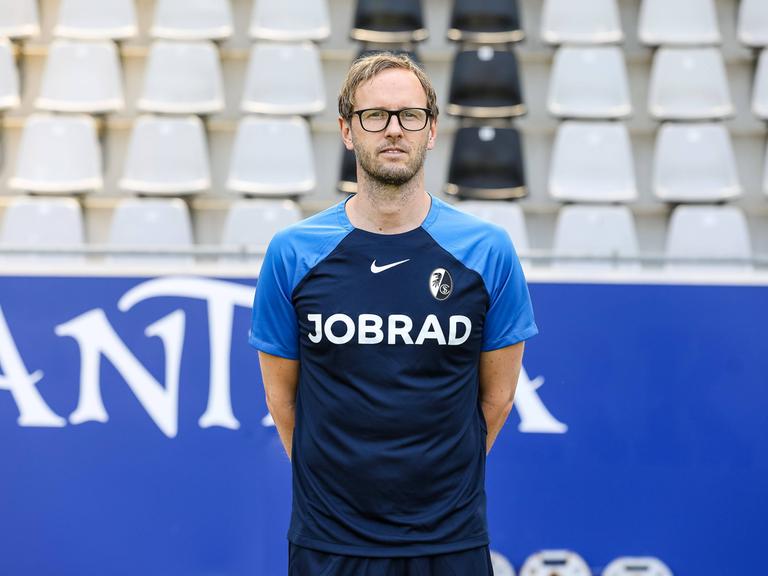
[0,195,755,269]
[492,550,673,576]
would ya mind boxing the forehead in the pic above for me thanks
[353,68,428,109]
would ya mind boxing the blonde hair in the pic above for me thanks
[338,52,439,121]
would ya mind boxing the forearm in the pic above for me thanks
[267,398,296,460]
[258,351,299,461]
[480,397,514,455]
[478,342,525,455]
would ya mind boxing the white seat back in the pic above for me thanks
[602,556,673,576]
[653,123,740,202]
[120,115,210,195]
[666,205,752,271]
[250,0,330,41]
[241,42,325,115]
[520,550,591,576]
[138,40,224,114]
[553,205,639,269]
[0,0,40,38]
[227,116,316,196]
[54,0,137,39]
[639,0,720,45]
[548,46,631,119]
[648,48,733,120]
[0,38,20,110]
[490,550,517,576]
[541,0,622,45]
[738,0,768,47]
[151,0,233,40]
[10,114,102,193]
[549,121,636,203]
[221,199,301,261]
[36,39,124,113]
[456,200,529,255]
[752,49,768,119]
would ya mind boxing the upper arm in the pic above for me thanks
[479,341,525,403]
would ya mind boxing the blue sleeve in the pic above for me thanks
[481,227,538,351]
[249,230,300,359]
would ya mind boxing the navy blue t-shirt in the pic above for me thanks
[249,195,537,557]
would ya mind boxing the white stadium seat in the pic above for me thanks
[666,205,752,271]
[549,121,637,203]
[456,200,529,256]
[108,198,194,263]
[602,556,673,576]
[227,116,316,196]
[138,40,225,114]
[553,205,639,269]
[53,0,137,40]
[120,115,210,195]
[547,46,631,119]
[0,196,85,262]
[221,199,301,260]
[648,48,733,120]
[752,49,768,119]
[10,114,102,193]
[35,39,124,113]
[250,0,330,41]
[541,0,623,45]
[739,0,768,47]
[638,0,720,46]
[241,42,325,115]
[151,0,233,41]
[0,38,20,110]
[490,550,517,576]
[520,550,592,576]
[0,0,40,38]
[653,123,740,202]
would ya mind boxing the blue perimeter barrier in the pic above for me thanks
[0,273,766,575]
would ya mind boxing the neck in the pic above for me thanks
[347,171,430,234]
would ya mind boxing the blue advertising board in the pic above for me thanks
[0,274,766,575]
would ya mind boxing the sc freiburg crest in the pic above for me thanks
[430,268,453,301]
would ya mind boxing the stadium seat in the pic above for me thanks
[665,205,752,271]
[541,0,623,45]
[0,0,40,38]
[553,205,639,269]
[447,47,525,118]
[549,121,636,203]
[250,0,330,41]
[653,123,740,202]
[241,42,325,115]
[151,0,233,40]
[0,38,20,110]
[227,116,315,196]
[520,550,592,576]
[447,0,524,44]
[138,40,224,115]
[53,0,137,40]
[602,556,673,576]
[455,200,529,256]
[752,49,768,119]
[119,115,210,195]
[738,0,768,47]
[221,199,302,260]
[35,39,124,113]
[0,196,85,262]
[338,146,357,194]
[10,114,102,193]
[108,198,194,263]
[351,0,428,43]
[648,48,733,120]
[490,550,517,576]
[547,46,631,119]
[445,126,527,200]
[638,0,720,46]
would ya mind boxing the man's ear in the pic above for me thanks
[339,116,354,151]
[426,117,438,151]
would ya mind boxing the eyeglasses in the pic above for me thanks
[352,108,431,132]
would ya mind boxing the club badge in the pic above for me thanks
[429,268,453,301]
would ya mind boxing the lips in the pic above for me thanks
[379,147,407,155]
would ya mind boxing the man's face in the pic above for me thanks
[341,68,437,187]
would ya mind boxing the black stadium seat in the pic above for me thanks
[447,0,523,44]
[351,0,428,43]
[338,146,357,194]
[447,47,525,118]
[445,126,527,200]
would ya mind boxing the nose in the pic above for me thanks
[383,112,404,136]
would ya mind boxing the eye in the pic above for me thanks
[364,110,386,119]
[402,110,418,119]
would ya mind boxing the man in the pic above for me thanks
[249,52,537,575]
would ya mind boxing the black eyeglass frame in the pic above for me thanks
[351,108,433,132]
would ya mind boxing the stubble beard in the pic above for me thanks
[353,136,429,187]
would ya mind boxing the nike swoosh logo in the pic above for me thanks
[370,259,410,274]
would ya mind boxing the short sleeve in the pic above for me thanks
[249,232,300,359]
[481,230,538,351]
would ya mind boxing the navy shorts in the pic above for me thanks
[288,543,495,576]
